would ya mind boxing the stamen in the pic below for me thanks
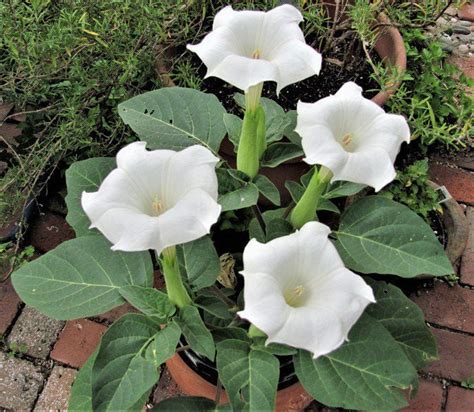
[342,133,352,146]
[152,194,163,215]
[252,49,261,59]
[285,285,305,307]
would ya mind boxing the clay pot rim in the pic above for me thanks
[165,351,313,410]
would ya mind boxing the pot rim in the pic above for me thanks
[165,351,313,411]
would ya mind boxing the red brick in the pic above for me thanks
[423,328,474,382]
[411,282,474,333]
[29,212,75,253]
[153,366,183,405]
[402,379,444,411]
[458,3,474,23]
[461,207,474,286]
[429,163,474,205]
[51,319,106,368]
[446,386,474,411]
[0,278,21,335]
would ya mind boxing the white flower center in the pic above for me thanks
[152,194,164,216]
[284,284,306,307]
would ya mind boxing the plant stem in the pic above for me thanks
[290,166,333,229]
[159,247,192,308]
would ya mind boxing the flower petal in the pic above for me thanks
[156,188,222,253]
[163,145,220,205]
[207,54,278,91]
[270,40,322,94]
[238,271,289,337]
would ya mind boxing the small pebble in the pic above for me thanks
[458,44,469,53]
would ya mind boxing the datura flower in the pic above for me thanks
[238,222,375,358]
[81,142,221,254]
[297,82,410,191]
[187,4,322,93]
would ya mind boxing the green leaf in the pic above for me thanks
[180,235,220,291]
[251,338,297,356]
[216,339,279,411]
[118,88,226,155]
[145,322,181,367]
[261,143,304,168]
[65,157,115,236]
[195,296,234,320]
[176,306,215,361]
[248,208,290,243]
[223,113,241,150]
[366,279,438,368]
[317,198,340,214]
[253,175,280,206]
[334,196,453,277]
[152,397,218,412]
[92,314,161,411]
[69,350,98,412]
[212,327,250,344]
[283,110,300,145]
[285,180,305,203]
[217,169,259,211]
[323,181,366,199]
[294,314,417,410]
[12,236,153,320]
[119,286,175,319]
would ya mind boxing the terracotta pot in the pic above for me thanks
[166,353,313,411]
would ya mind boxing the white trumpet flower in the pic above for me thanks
[297,82,410,191]
[81,142,221,254]
[187,4,322,93]
[238,222,375,358]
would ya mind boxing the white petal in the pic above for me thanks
[360,114,410,162]
[238,271,289,338]
[333,148,397,192]
[207,54,278,91]
[115,141,174,200]
[81,169,146,224]
[156,188,221,253]
[270,40,322,93]
[163,145,219,205]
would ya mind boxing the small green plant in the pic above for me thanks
[444,273,460,286]
[7,341,28,358]
[382,159,442,219]
[461,376,474,390]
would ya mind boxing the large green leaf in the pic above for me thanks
[118,88,226,155]
[65,157,115,236]
[223,113,241,150]
[12,236,153,320]
[175,305,215,361]
[294,314,417,410]
[217,168,259,211]
[216,339,279,411]
[119,286,175,319]
[334,196,452,277]
[366,279,438,368]
[323,181,366,199]
[145,322,182,367]
[180,235,220,291]
[69,350,98,411]
[92,314,161,411]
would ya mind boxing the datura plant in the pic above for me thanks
[12,4,452,412]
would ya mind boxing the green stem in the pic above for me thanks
[290,166,333,229]
[236,108,260,178]
[159,247,191,308]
